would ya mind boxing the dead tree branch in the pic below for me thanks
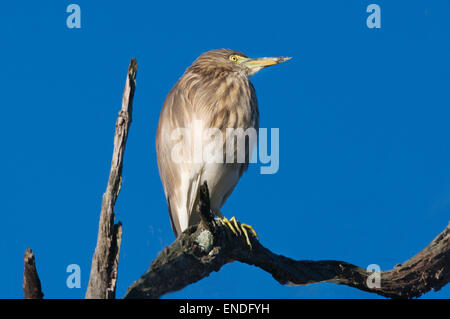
[18,59,449,299]
[23,248,44,299]
[85,58,137,299]
[124,183,450,299]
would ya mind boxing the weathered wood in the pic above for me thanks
[23,248,44,299]
[85,58,137,299]
[124,183,450,299]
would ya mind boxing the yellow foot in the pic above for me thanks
[216,216,258,248]
[216,216,238,235]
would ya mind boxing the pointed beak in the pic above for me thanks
[242,56,292,69]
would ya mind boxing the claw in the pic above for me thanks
[241,225,252,248]
[217,216,237,235]
[229,216,242,235]
[241,223,258,239]
[214,213,258,249]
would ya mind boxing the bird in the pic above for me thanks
[156,49,291,245]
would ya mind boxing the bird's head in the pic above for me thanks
[189,49,291,77]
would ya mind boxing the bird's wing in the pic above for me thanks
[156,85,203,237]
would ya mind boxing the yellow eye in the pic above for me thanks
[230,55,239,63]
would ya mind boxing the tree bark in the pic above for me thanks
[20,59,449,300]
[124,183,450,299]
[23,248,44,299]
[85,58,137,299]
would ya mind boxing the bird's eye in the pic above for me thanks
[230,55,239,63]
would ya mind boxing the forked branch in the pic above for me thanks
[21,59,449,300]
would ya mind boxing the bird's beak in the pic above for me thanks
[242,56,292,69]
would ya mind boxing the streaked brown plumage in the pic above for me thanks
[156,49,290,237]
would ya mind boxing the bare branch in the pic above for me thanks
[124,183,450,299]
[23,248,44,299]
[86,58,137,299]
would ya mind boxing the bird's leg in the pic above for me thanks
[214,211,258,248]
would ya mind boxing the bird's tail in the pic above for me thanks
[167,196,181,237]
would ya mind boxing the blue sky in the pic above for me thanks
[1,0,449,299]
